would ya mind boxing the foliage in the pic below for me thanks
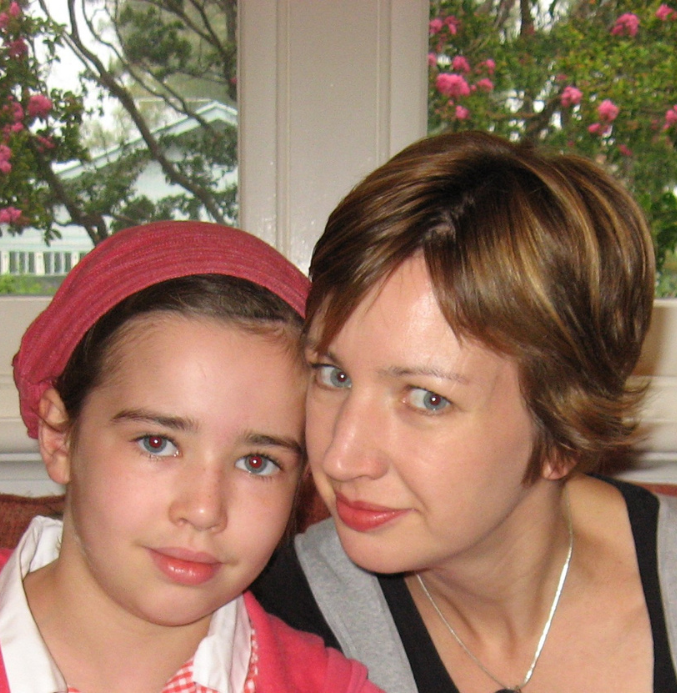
[0,272,46,293]
[429,0,677,288]
[0,0,87,243]
[0,0,237,247]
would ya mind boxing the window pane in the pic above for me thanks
[428,0,677,296]
[0,0,238,296]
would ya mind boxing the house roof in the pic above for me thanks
[58,100,237,179]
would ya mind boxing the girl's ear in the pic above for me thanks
[38,388,72,485]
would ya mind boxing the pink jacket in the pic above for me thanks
[0,548,381,693]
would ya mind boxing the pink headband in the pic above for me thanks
[13,220,310,439]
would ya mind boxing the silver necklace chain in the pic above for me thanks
[416,490,574,693]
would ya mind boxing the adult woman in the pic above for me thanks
[253,132,677,693]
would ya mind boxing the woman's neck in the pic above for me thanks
[408,477,572,642]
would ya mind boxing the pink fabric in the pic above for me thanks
[243,592,382,693]
[13,221,310,439]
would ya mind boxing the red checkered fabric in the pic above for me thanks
[67,628,259,693]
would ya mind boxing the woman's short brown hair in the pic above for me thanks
[307,131,655,481]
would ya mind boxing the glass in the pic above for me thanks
[0,0,238,295]
[427,0,677,296]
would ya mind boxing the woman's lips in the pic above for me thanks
[335,493,409,532]
[149,548,221,586]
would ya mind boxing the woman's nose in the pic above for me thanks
[315,392,390,482]
[169,462,228,532]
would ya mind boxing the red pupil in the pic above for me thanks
[248,456,264,468]
[148,436,163,449]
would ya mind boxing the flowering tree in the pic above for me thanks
[41,0,239,244]
[0,0,237,247]
[0,0,86,242]
[429,0,677,293]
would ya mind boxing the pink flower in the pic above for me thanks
[429,18,443,35]
[436,73,470,98]
[428,52,438,67]
[0,144,12,162]
[28,94,53,119]
[10,122,22,133]
[561,86,582,107]
[0,160,10,174]
[476,78,494,92]
[588,123,605,135]
[455,105,470,120]
[664,105,677,129]
[598,99,619,122]
[36,134,55,151]
[452,56,470,73]
[611,13,640,36]
[445,16,459,34]
[0,13,8,30]
[481,59,496,76]
[8,2,20,18]
[7,38,27,58]
[656,4,676,20]
[11,101,23,122]
[0,206,22,224]
[618,144,633,156]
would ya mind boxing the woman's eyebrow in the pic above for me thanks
[111,409,198,432]
[379,365,469,384]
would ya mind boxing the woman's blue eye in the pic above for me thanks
[137,435,179,457]
[408,388,450,413]
[315,364,352,389]
[235,454,280,476]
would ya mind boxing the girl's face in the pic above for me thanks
[47,313,305,630]
[305,256,541,575]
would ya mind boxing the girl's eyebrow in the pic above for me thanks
[245,432,304,457]
[111,412,303,456]
[112,409,198,432]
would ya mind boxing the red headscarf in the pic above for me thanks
[13,220,310,439]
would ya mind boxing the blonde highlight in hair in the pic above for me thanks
[307,132,655,480]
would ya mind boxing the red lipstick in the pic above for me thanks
[150,548,220,586]
[335,493,409,532]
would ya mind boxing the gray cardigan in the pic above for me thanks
[295,495,677,693]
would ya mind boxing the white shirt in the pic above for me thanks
[0,516,251,693]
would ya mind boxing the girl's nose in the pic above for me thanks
[169,463,228,532]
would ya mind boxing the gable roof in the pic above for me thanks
[58,100,237,179]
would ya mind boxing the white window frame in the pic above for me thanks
[1,0,676,492]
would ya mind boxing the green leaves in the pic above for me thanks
[429,0,677,291]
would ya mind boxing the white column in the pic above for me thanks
[238,0,429,271]
[34,252,45,276]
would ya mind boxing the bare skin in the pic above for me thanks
[407,475,652,693]
[24,315,306,693]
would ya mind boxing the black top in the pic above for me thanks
[251,478,677,692]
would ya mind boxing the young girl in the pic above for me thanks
[0,221,381,693]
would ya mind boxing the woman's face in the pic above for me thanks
[305,256,538,574]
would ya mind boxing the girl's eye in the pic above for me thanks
[408,388,451,413]
[314,364,352,389]
[137,435,179,457]
[235,454,281,477]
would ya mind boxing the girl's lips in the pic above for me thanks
[149,548,221,586]
[335,493,409,532]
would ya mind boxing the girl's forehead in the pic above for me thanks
[90,314,306,422]
[105,312,302,382]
